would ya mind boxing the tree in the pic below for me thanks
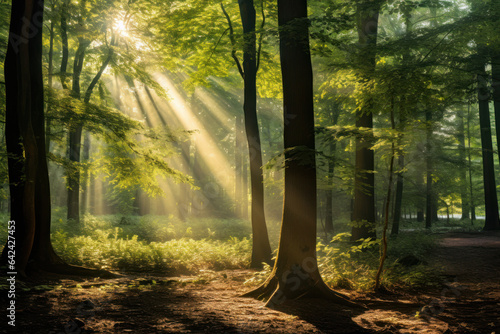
[351,0,381,241]
[224,0,272,267]
[243,0,353,307]
[2,0,67,275]
[476,59,500,230]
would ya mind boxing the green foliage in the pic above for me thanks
[317,232,441,290]
[48,215,252,273]
[245,231,440,291]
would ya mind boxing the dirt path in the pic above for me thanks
[1,232,500,334]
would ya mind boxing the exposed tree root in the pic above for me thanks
[242,273,365,309]
[27,262,119,279]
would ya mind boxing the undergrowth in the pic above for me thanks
[0,213,443,289]
[245,232,441,291]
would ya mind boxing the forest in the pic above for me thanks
[0,0,499,333]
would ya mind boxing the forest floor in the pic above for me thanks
[1,231,500,334]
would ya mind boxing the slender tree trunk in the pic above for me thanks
[477,63,500,230]
[67,39,89,225]
[467,103,476,223]
[59,1,69,90]
[351,0,380,241]
[457,109,470,219]
[235,114,243,217]
[493,55,500,163]
[425,110,433,229]
[80,131,91,214]
[238,0,272,267]
[242,156,249,219]
[391,155,404,235]
[243,0,355,307]
[375,96,396,290]
[324,140,335,233]
[324,110,339,233]
[67,38,114,225]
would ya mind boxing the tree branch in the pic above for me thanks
[221,2,244,78]
[207,27,230,65]
[256,0,266,72]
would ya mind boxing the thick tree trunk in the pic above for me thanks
[243,0,355,307]
[238,0,272,268]
[46,18,54,153]
[477,64,500,230]
[2,0,64,275]
[351,1,380,241]
[2,0,34,274]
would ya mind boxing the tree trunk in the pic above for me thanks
[238,0,272,268]
[457,109,469,219]
[425,110,433,229]
[324,110,339,233]
[467,104,476,223]
[324,141,335,233]
[80,131,91,214]
[493,55,500,164]
[59,1,69,90]
[235,114,243,217]
[67,38,114,225]
[2,0,64,275]
[243,0,354,307]
[351,0,380,241]
[46,17,54,153]
[477,63,500,230]
[67,39,89,225]
[391,154,404,235]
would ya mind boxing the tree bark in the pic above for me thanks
[477,62,500,230]
[324,110,339,233]
[457,109,470,219]
[46,16,54,153]
[67,38,89,225]
[235,113,243,217]
[2,0,64,275]
[493,55,500,164]
[425,109,433,229]
[59,0,69,90]
[67,38,114,225]
[351,0,380,241]
[243,0,355,307]
[238,0,272,268]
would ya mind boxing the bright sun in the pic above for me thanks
[113,17,129,37]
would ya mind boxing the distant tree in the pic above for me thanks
[351,0,381,241]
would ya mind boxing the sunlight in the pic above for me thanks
[152,73,237,203]
[104,73,239,216]
[113,16,130,38]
